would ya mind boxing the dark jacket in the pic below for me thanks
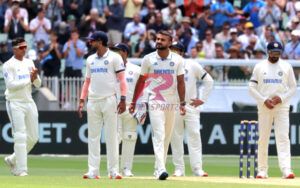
[106,3,124,31]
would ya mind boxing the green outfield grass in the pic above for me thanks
[0,155,299,188]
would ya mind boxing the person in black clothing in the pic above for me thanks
[4,6,28,40]
[0,41,13,64]
[41,31,63,77]
[141,3,156,25]
[148,12,168,32]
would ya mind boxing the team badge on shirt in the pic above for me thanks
[154,62,158,66]
[104,60,109,65]
[129,71,133,75]
[278,71,283,76]
[170,61,174,66]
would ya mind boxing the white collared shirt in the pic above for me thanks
[86,49,125,100]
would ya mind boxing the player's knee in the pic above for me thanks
[123,131,137,142]
[187,128,200,138]
[14,132,26,144]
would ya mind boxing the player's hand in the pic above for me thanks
[180,105,186,116]
[129,103,136,114]
[78,100,84,118]
[118,100,126,114]
[190,99,204,107]
[271,96,282,106]
[264,99,274,109]
[30,67,38,82]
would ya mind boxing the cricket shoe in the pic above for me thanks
[172,169,185,177]
[4,156,16,175]
[193,169,208,177]
[83,172,100,179]
[257,171,268,179]
[122,168,134,177]
[283,169,295,179]
[156,170,168,180]
[110,172,122,179]
[15,171,28,177]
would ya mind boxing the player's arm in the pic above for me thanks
[177,57,186,115]
[30,61,41,88]
[78,59,91,118]
[3,64,30,90]
[114,55,126,114]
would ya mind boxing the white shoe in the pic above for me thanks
[156,170,168,180]
[172,169,185,177]
[16,171,28,176]
[193,169,208,177]
[122,168,134,177]
[257,171,268,179]
[4,156,16,175]
[109,172,122,179]
[153,168,159,177]
[282,169,295,179]
[83,172,100,179]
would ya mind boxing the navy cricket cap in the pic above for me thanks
[109,43,130,54]
[170,42,185,52]
[267,41,283,52]
[86,31,108,45]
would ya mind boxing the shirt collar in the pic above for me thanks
[96,49,110,59]
[155,50,172,61]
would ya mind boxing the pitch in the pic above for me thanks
[0,155,299,188]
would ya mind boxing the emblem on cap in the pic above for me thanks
[274,43,278,48]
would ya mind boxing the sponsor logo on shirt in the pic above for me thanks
[91,68,108,73]
[126,78,133,83]
[263,79,282,84]
[18,74,30,80]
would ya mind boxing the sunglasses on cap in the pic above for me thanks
[13,45,27,50]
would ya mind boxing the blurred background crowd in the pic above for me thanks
[1,0,300,81]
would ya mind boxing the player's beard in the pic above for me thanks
[156,44,167,50]
[268,56,279,63]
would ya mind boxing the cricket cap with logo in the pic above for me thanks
[170,41,185,52]
[267,41,283,52]
[85,31,108,45]
[109,43,130,54]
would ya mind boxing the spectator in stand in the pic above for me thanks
[236,18,246,36]
[122,0,143,25]
[141,3,156,25]
[253,48,266,59]
[162,0,182,20]
[210,0,234,34]
[258,0,281,28]
[41,31,63,77]
[56,22,70,46]
[239,0,266,34]
[198,5,214,40]
[163,2,182,29]
[29,5,51,46]
[255,25,281,52]
[44,0,63,28]
[183,0,203,17]
[286,0,297,24]
[124,13,146,40]
[79,8,107,38]
[185,28,198,55]
[224,28,239,52]
[245,37,257,58]
[140,0,154,20]
[181,16,198,39]
[5,0,28,30]
[195,41,205,59]
[63,0,89,24]
[0,41,13,64]
[0,0,8,32]
[4,6,29,40]
[238,22,258,49]
[215,21,230,44]
[92,0,107,16]
[37,39,46,52]
[67,14,77,31]
[63,29,86,77]
[134,29,156,57]
[104,0,124,45]
[148,12,168,32]
[22,0,41,21]
[282,30,300,60]
[289,17,300,31]
[203,29,216,59]
[189,46,198,58]
[226,46,249,80]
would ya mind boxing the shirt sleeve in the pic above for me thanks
[85,58,91,78]
[29,19,36,30]
[45,19,51,30]
[63,42,68,52]
[194,62,214,102]
[140,56,149,76]
[248,64,267,104]
[177,57,185,76]
[30,60,41,88]
[3,64,31,90]
[242,4,249,12]
[113,54,125,73]
[279,64,297,103]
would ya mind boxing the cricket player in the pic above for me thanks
[129,30,186,180]
[3,37,41,176]
[169,42,213,177]
[249,41,296,179]
[78,31,127,179]
[109,43,141,177]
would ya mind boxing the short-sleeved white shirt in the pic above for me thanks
[140,51,184,100]
[29,17,51,43]
[86,50,125,100]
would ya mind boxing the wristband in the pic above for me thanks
[121,96,126,100]
[180,101,186,106]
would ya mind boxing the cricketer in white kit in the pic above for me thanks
[248,41,296,179]
[169,42,214,177]
[78,31,127,179]
[3,37,41,176]
[110,43,141,177]
[129,31,186,180]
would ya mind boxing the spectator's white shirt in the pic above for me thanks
[249,59,297,111]
[123,21,146,39]
[3,57,41,102]
[161,7,182,20]
[203,39,216,59]
[29,17,51,44]
[85,50,125,100]
[238,33,258,49]
[215,31,230,44]
[140,51,184,100]
[286,2,296,22]
[5,8,28,26]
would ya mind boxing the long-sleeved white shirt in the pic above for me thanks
[183,59,214,106]
[3,56,41,102]
[248,59,297,111]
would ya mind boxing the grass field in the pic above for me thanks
[0,155,299,188]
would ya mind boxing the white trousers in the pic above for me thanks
[258,108,291,173]
[149,97,177,172]
[87,95,119,176]
[118,107,138,170]
[171,105,202,172]
[6,101,39,174]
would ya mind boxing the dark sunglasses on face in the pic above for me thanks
[14,45,27,50]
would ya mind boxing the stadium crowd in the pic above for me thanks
[1,0,300,81]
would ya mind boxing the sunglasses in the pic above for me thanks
[13,45,27,50]
[89,40,95,44]
[269,51,282,55]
